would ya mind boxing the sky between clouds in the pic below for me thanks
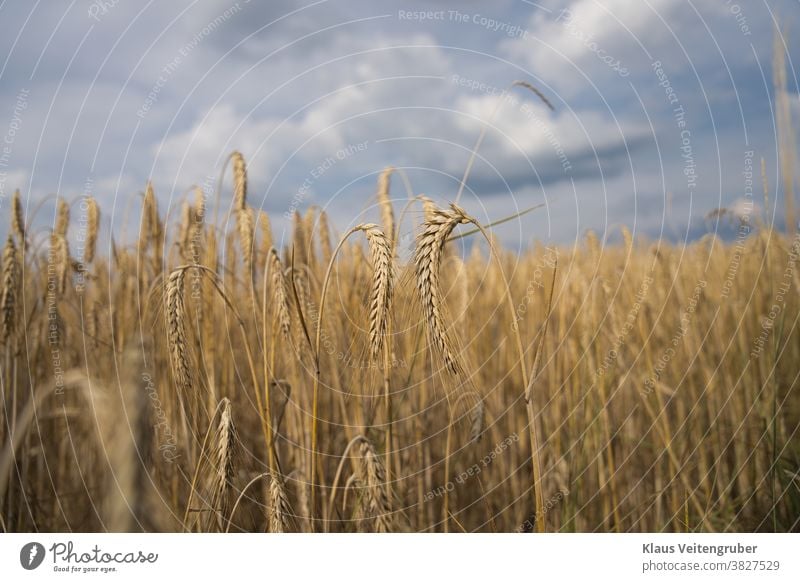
[0,0,798,250]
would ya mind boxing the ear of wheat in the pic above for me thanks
[1,236,19,345]
[230,152,254,277]
[141,182,163,277]
[178,201,192,262]
[318,210,332,264]
[354,224,393,359]
[469,399,484,443]
[291,211,307,266]
[259,210,273,269]
[55,199,70,238]
[166,268,192,394]
[414,203,471,375]
[207,398,237,531]
[232,151,247,211]
[239,206,255,279]
[50,234,70,296]
[268,249,291,338]
[356,436,392,533]
[376,167,395,248]
[189,188,205,267]
[12,190,25,242]
[268,473,295,533]
[85,197,99,264]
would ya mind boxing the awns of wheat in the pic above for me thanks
[414,203,471,375]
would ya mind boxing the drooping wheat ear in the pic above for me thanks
[85,197,99,264]
[207,397,237,531]
[318,210,332,264]
[269,473,295,532]
[50,234,70,295]
[55,198,70,238]
[166,268,192,393]
[11,190,25,242]
[292,210,307,265]
[268,248,291,338]
[353,224,393,359]
[414,203,471,375]
[376,167,395,248]
[356,436,392,532]
[1,236,19,345]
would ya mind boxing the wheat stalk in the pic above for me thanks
[414,203,470,375]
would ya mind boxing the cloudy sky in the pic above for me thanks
[0,0,798,250]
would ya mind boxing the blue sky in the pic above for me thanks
[0,0,798,250]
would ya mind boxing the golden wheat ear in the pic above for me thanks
[352,224,393,360]
[355,436,392,533]
[1,236,19,346]
[414,203,470,375]
[268,472,296,532]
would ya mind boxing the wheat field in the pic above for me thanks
[0,159,798,533]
